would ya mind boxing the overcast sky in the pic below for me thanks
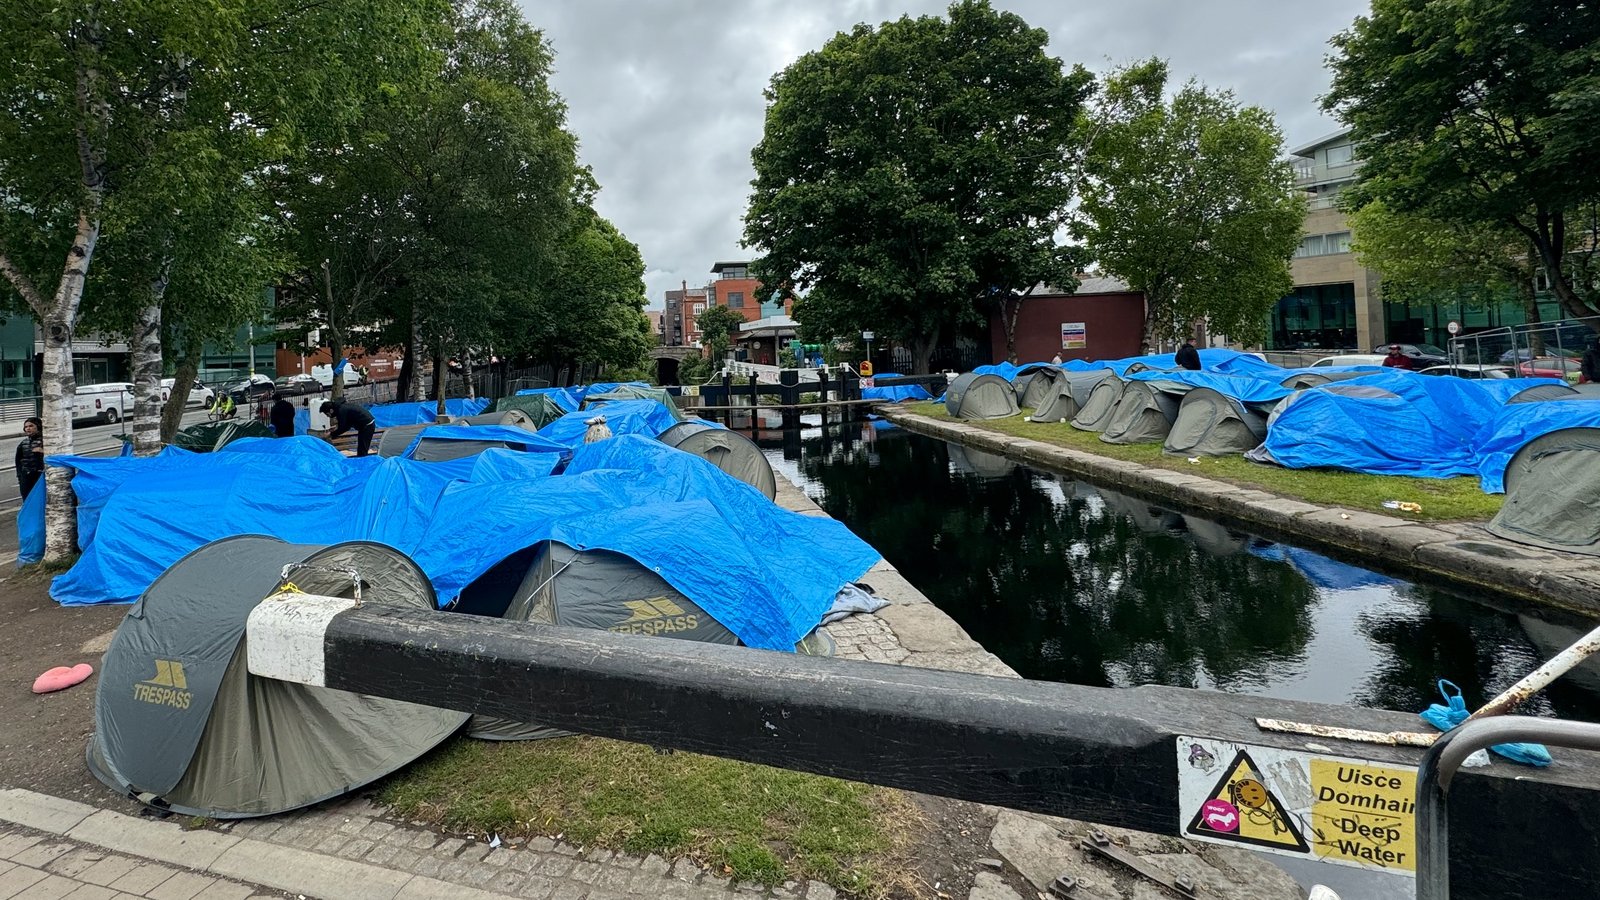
[520,0,1372,310]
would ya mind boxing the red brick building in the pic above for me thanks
[988,276,1146,363]
[274,345,406,382]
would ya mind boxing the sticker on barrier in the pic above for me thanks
[1177,736,1418,876]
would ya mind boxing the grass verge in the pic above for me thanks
[904,402,1503,523]
[377,735,923,896]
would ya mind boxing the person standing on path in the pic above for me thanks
[15,416,43,499]
[320,399,377,457]
[1175,337,1202,371]
[271,397,297,438]
[1581,338,1600,384]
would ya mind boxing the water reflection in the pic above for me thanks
[765,422,1600,720]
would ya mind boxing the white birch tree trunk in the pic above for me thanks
[406,311,424,401]
[40,212,100,562]
[130,297,164,456]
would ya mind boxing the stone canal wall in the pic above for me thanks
[876,407,1600,617]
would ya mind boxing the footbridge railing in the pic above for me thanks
[245,596,1600,900]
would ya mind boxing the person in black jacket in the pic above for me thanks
[270,397,297,438]
[15,416,44,499]
[1175,337,1202,371]
[320,400,376,457]
[1582,338,1600,385]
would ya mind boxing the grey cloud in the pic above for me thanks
[520,0,1370,309]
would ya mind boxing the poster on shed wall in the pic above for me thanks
[1061,323,1087,349]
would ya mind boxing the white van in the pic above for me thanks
[72,382,135,424]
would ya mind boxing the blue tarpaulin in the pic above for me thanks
[863,383,934,402]
[367,398,491,427]
[536,400,677,448]
[399,425,569,460]
[514,387,581,411]
[1061,349,1280,378]
[1260,373,1564,478]
[46,435,876,651]
[1474,398,1600,493]
[1124,370,1293,405]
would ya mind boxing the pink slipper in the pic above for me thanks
[33,664,94,694]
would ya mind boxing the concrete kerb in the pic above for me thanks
[878,407,1600,616]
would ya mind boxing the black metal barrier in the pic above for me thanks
[247,602,1600,900]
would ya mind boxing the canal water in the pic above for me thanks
[759,420,1600,723]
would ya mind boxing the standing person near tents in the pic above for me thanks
[15,417,44,499]
[1382,344,1415,370]
[270,397,297,438]
[320,400,376,457]
[1175,337,1202,371]
[1582,338,1600,384]
[1051,352,1063,365]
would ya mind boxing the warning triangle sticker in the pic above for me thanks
[1184,749,1309,853]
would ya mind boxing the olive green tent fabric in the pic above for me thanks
[1028,380,1078,423]
[86,537,468,818]
[1487,427,1600,556]
[1279,370,1373,389]
[945,373,1020,420]
[1162,388,1270,457]
[657,421,777,499]
[1070,377,1125,432]
[169,420,275,452]
[948,443,1017,479]
[488,393,568,429]
[1100,382,1182,445]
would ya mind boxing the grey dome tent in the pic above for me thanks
[1015,365,1064,409]
[458,409,538,427]
[1487,427,1600,556]
[1279,370,1373,389]
[377,423,429,457]
[1070,376,1126,432]
[585,384,685,420]
[1163,388,1269,457]
[945,372,1019,420]
[657,421,777,499]
[489,393,568,429]
[410,424,545,462]
[1510,383,1579,404]
[1032,370,1113,424]
[455,541,833,740]
[1573,384,1600,398]
[1099,381,1181,445]
[86,536,467,819]
[948,443,1018,479]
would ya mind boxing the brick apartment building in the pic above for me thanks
[662,261,791,351]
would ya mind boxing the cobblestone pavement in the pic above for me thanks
[0,823,284,900]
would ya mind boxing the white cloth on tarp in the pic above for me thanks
[821,582,890,624]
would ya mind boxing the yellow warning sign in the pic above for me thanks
[1185,749,1309,853]
[1308,760,1417,872]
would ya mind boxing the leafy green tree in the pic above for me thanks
[745,0,1092,373]
[1325,0,1600,325]
[0,0,439,559]
[1077,59,1304,349]
[275,0,579,405]
[1347,201,1553,351]
[695,304,747,362]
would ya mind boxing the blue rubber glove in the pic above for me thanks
[1419,680,1552,767]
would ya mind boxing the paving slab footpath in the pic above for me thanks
[877,405,1600,617]
[0,469,1303,900]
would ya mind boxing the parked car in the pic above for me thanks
[1419,365,1513,379]
[160,378,216,408]
[227,373,277,403]
[1310,354,1388,368]
[273,374,322,396]
[1516,356,1583,380]
[71,382,134,425]
[1371,343,1451,368]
